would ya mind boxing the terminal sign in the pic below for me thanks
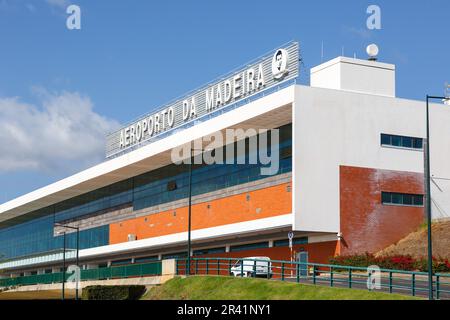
[106,42,299,158]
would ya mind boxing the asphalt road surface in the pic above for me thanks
[277,272,450,300]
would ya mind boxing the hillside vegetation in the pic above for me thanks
[377,220,450,259]
[143,276,417,300]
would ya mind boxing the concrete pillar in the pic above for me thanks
[161,259,176,281]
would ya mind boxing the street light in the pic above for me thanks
[55,223,80,300]
[187,147,204,276]
[56,230,66,300]
[425,95,450,300]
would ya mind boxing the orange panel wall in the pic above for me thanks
[340,166,424,255]
[110,182,292,244]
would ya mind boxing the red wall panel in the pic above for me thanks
[340,166,424,255]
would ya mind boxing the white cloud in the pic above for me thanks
[0,91,120,173]
[46,0,69,10]
[25,3,36,12]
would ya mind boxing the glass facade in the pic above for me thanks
[0,124,292,261]
[0,214,108,261]
[133,125,292,212]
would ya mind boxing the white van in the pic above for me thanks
[229,257,273,278]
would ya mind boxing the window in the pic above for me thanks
[230,242,269,252]
[381,134,423,150]
[413,138,423,149]
[110,258,132,266]
[167,181,177,191]
[193,247,226,256]
[162,252,187,260]
[273,237,308,247]
[134,256,159,264]
[381,192,424,207]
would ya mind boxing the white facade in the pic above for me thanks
[294,57,450,233]
[310,56,396,97]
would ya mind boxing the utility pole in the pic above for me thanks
[424,95,450,300]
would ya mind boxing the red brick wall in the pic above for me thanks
[340,166,424,255]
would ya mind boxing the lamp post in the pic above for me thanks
[425,95,450,300]
[55,223,80,300]
[187,148,195,276]
[0,254,5,274]
[187,147,204,276]
[59,231,66,300]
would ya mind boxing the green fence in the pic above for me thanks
[175,257,450,300]
[0,260,162,288]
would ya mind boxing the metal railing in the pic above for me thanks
[0,260,162,288]
[175,257,450,300]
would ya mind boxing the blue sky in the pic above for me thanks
[0,0,449,202]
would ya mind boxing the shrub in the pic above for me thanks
[329,254,450,272]
[329,252,376,268]
[378,255,416,271]
[82,285,146,300]
[414,258,450,273]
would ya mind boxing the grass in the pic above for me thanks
[143,276,420,300]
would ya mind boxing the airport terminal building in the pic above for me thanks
[1,41,450,277]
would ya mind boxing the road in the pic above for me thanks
[279,272,450,300]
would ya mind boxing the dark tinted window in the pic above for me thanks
[381,134,423,150]
[392,136,402,146]
[162,252,187,260]
[391,193,402,204]
[381,192,391,203]
[193,247,226,256]
[413,138,423,149]
[134,256,159,264]
[402,137,413,148]
[403,194,413,205]
[414,195,424,206]
[230,242,269,252]
[381,134,391,145]
[273,237,308,247]
[111,259,132,266]
[381,192,424,207]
